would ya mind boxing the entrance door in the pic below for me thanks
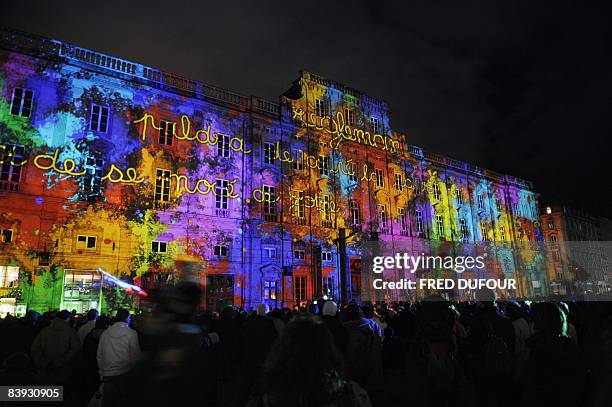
[349,258,362,302]
[206,275,234,313]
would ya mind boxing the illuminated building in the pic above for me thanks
[0,28,548,314]
[540,204,612,297]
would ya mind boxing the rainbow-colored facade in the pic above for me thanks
[0,28,547,314]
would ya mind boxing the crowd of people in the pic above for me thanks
[0,284,611,407]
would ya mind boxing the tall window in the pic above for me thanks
[264,247,278,259]
[378,204,388,233]
[159,121,174,146]
[481,223,489,241]
[459,218,468,239]
[350,201,360,228]
[375,168,384,188]
[264,281,277,300]
[293,190,306,224]
[499,225,505,241]
[292,149,304,171]
[315,99,327,117]
[294,249,305,260]
[10,88,33,118]
[323,276,334,296]
[369,116,380,134]
[1,229,13,243]
[348,162,357,182]
[322,251,333,262]
[398,208,408,236]
[415,210,424,236]
[262,185,276,221]
[295,276,307,304]
[215,179,229,216]
[455,188,464,204]
[344,107,354,126]
[263,142,276,165]
[0,144,25,191]
[432,183,441,200]
[155,169,171,203]
[81,157,104,195]
[217,134,231,158]
[436,215,444,239]
[496,197,503,211]
[321,195,332,228]
[477,194,485,210]
[319,155,330,176]
[394,173,404,191]
[550,234,557,243]
[90,104,109,132]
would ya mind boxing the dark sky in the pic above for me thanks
[2,1,611,218]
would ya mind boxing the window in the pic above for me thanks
[76,235,97,250]
[151,241,168,253]
[217,134,231,158]
[378,204,388,233]
[294,191,306,224]
[214,245,228,257]
[1,229,13,243]
[10,88,33,118]
[155,169,171,203]
[81,157,104,195]
[262,185,276,221]
[90,104,109,132]
[477,194,485,210]
[350,201,360,228]
[344,107,354,126]
[369,116,380,134]
[550,234,557,243]
[264,142,276,165]
[321,195,332,228]
[481,224,489,241]
[322,251,333,262]
[436,215,444,239]
[496,197,503,212]
[552,250,561,262]
[432,183,441,200]
[315,99,327,117]
[394,173,404,191]
[295,276,307,304]
[265,127,276,135]
[398,208,408,236]
[0,265,19,288]
[548,220,555,230]
[215,179,229,210]
[0,144,25,191]
[375,168,384,188]
[159,121,174,146]
[459,219,468,240]
[292,149,304,171]
[415,210,424,236]
[348,163,357,182]
[294,249,305,260]
[499,225,505,241]
[323,276,334,295]
[455,188,464,205]
[264,280,277,300]
[319,155,330,176]
[264,247,278,259]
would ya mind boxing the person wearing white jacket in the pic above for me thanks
[97,308,140,406]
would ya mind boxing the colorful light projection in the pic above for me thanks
[0,31,548,312]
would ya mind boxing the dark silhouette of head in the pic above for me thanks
[57,310,71,321]
[261,314,349,406]
[115,308,130,324]
[532,302,566,337]
[86,309,99,321]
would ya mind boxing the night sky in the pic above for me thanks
[2,1,611,218]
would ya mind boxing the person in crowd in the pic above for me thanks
[78,308,99,347]
[343,303,383,406]
[247,314,372,407]
[97,308,141,406]
[30,309,80,385]
[79,315,109,403]
[521,302,584,407]
[0,352,41,385]
[322,300,348,355]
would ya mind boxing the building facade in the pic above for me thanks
[0,28,547,314]
[540,204,612,297]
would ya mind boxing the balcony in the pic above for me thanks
[215,209,229,218]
